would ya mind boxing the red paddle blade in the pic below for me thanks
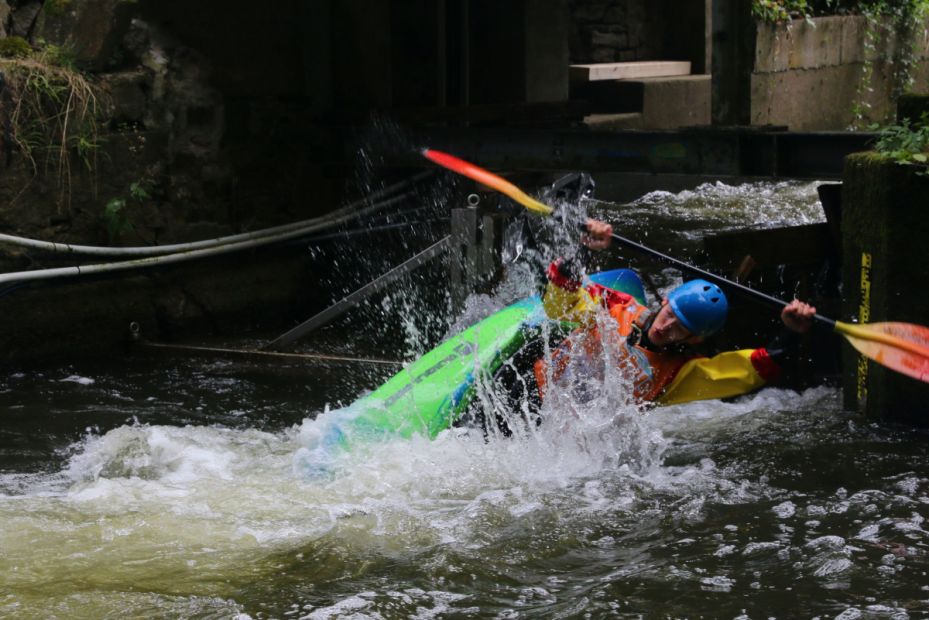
[421,149,553,215]
[836,321,929,383]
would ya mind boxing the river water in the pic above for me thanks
[3,180,929,619]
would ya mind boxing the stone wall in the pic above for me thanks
[0,0,346,256]
[752,15,929,130]
[567,0,706,72]
[568,0,654,63]
[0,0,233,250]
[0,0,352,361]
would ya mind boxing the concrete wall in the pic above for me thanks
[752,15,929,130]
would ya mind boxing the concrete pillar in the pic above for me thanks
[711,0,755,125]
[841,153,929,424]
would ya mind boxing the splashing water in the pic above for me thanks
[612,179,826,237]
[3,179,929,618]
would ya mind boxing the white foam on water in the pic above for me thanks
[0,179,914,617]
[59,375,95,385]
[612,179,826,235]
[0,368,782,618]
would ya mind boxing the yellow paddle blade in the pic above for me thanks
[422,149,554,215]
[835,321,929,383]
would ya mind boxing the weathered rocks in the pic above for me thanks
[0,1,11,37]
[32,0,134,70]
[9,0,40,38]
[98,69,149,123]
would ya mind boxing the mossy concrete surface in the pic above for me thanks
[841,153,929,424]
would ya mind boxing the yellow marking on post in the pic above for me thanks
[856,252,872,408]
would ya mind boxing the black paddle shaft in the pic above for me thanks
[609,232,836,328]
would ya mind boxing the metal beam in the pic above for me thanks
[264,236,451,351]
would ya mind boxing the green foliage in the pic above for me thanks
[753,0,929,23]
[103,197,129,240]
[0,37,33,59]
[129,181,150,202]
[0,55,103,210]
[34,39,77,69]
[103,179,153,241]
[872,112,929,175]
[847,0,929,127]
[753,0,811,23]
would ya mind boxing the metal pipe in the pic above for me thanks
[0,206,393,286]
[0,171,434,258]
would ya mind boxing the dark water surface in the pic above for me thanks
[3,181,929,619]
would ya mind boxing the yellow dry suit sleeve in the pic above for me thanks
[657,350,768,406]
[542,282,598,325]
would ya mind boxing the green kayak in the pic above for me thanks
[309,268,647,456]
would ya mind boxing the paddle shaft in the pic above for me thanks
[607,231,837,329]
[419,147,836,329]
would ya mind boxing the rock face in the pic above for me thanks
[0,0,233,250]
[33,0,135,70]
[0,0,353,362]
[0,1,10,37]
[9,0,40,38]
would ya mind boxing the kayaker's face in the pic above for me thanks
[648,302,693,347]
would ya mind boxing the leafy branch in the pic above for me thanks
[872,111,929,175]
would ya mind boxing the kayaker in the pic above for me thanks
[533,218,817,406]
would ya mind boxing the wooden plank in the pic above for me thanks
[569,61,691,82]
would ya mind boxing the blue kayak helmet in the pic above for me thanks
[666,279,728,338]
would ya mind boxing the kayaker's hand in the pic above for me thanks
[582,218,612,251]
[782,299,816,333]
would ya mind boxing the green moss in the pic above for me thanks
[0,37,33,59]
[43,0,73,17]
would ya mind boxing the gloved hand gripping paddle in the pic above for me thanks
[422,148,929,384]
